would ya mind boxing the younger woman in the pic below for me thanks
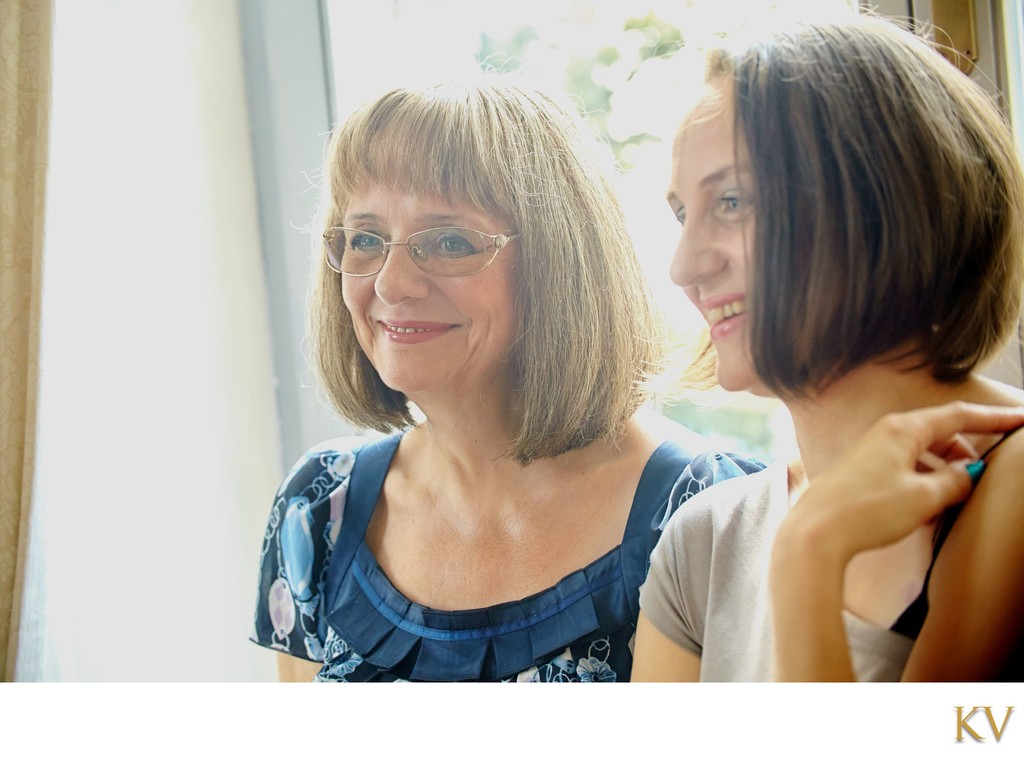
[634,15,1024,681]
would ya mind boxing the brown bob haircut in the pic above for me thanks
[703,16,1024,397]
[309,75,665,463]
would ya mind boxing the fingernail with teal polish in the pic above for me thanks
[965,460,986,486]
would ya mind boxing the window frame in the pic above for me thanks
[237,0,350,470]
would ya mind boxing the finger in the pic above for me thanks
[947,460,977,501]
[936,432,980,462]
[916,451,947,473]
[915,460,975,521]
[916,433,978,473]
[897,402,1024,456]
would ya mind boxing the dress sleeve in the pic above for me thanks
[249,445,357,662]
[640,450,764,656]
[667,450,765,518]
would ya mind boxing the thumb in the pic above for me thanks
[927,459,984,512]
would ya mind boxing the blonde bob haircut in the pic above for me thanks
[704,16,1024,397]
[309,75,665,464]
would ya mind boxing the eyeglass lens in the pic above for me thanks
[326,227,497,276]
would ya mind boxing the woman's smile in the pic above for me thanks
[377,319,458,344]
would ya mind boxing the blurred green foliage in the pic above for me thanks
[478,12,682,167]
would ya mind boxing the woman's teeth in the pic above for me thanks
[707,300,745,325]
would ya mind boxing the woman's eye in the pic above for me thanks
[673,206,686,226]
[714,191,752,220]
[428,231,478,258]
[440,236,471,252]
[350,233,383,251]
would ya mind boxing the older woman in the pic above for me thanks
[249,76,763,682]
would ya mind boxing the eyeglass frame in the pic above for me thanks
[322,226,520,277]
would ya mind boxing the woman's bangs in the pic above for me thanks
[333,97,505,217]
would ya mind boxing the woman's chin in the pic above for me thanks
[714,366,765,397]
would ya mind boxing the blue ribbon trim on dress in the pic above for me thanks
[325,540,632,681]
[349,551,624,642]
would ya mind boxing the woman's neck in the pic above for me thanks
[407,392,522,475]
[388,409,652,543]
[784,365,1012,483]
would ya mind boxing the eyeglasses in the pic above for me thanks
[322,226,519,277]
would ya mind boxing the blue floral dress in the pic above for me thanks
[250,432,764,682]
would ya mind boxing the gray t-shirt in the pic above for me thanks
[639,460,914,681]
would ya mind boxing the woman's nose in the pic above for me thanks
[669,221,724,288]
[373,244,431,305]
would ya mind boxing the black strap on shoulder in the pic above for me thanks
[931,421,1024,555]
[891,421,1024,638]
[322,432,402,611]
[980,422,1024,460]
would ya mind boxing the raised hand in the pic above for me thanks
[769,401,1024,681]
[781,402,1024,561]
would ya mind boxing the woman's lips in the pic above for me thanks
[705,299,746,341]
[378,320,455,344]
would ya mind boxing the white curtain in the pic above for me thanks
[19,0,282,680]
